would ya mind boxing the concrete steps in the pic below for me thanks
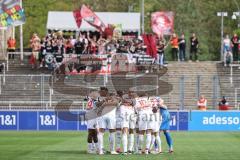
[1,59,238,110]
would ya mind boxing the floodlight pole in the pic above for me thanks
[233,0,240,27]
[217,12,228,61]
[141,0,145,34]
[20,0,24,62]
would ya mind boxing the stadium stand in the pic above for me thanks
[3,55,239,110]
[217,63,240,108]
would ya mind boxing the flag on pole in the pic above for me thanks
[80,4,105,32]
[151,11,174,36]
[0,0,25,28]
[73,9,82,28]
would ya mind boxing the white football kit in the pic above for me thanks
[86,98,99,129]
[119,94,136,129]
[98,97,117,130]
[135,97,154,131]
[149,97,162,133]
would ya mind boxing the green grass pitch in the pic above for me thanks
[0,131,239,160]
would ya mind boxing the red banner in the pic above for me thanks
[142,34,157,59]
[103,24,115,38]
[151,12,174,36]
[80,5,105,32]
[73,9,82,28]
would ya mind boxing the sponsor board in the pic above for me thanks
[189,111,240,131]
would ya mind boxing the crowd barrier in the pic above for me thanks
[0,110,239,131]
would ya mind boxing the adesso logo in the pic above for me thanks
[189,111,240,131]
[202,114,240,125]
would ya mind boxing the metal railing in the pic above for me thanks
[6,52,32,71]
[0,62,6,94]
[0,73,239,110]
[230,64,240,85]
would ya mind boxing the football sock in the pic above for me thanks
[164,131,173,150]
[94,143,98,152]
[156,135,162,152]
[128,133,134,152]
[116,130,121,149]
[97,132,104,153]
[109,132,116,152]
[145,133,151,151]
[134,134,139,152]
[88,143,92,152]
[122,133,128,153]
[150,135,156,150]
[139,134,144,151]
[91,142,95,151]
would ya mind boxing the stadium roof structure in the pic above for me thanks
[47,11,141,32]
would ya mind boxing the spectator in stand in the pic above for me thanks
[128,39,137,54]
[88,34,99,55]
[28,30,152,71]
[136,38,144,53]
[70,36,76,47]
[170,33,179,61]
[197,95,207,111]
[79,33,89,54]
[218,96,230,110]
[178,33,186,61]
[45,40,53,53]
[39,38,47,68]
[52,40,58,53]
[224,50,233,67]
[56,40,64,55]
[231,33,239,61]
[157,35,166,68]
[219,96,228,106]
[75,37,85,55]
[105,37,117,54]
[223,35,231,53]
[7,36,16,59]
[97,35,107,55]
[190,33,199,62]
[74,37,85,56]
[65,38,74,54]
[30,33,41,68]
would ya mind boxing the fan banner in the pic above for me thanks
[151,11,174,35]
[73,9,82,28]
[80,4,105,32]
[0,0,25,28]
[0,0,20,9]
[142,34,157,58]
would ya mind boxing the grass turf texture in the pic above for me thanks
[0,132,239,160]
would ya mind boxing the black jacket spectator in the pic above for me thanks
[190,33,199,61]
[231,34,239,61]
[75,40,85,55]
[178,34,186,61]
[46,43,53,53]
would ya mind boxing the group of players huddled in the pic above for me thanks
[85,87,173,155]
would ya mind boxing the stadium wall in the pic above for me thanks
[0,110,239,131]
